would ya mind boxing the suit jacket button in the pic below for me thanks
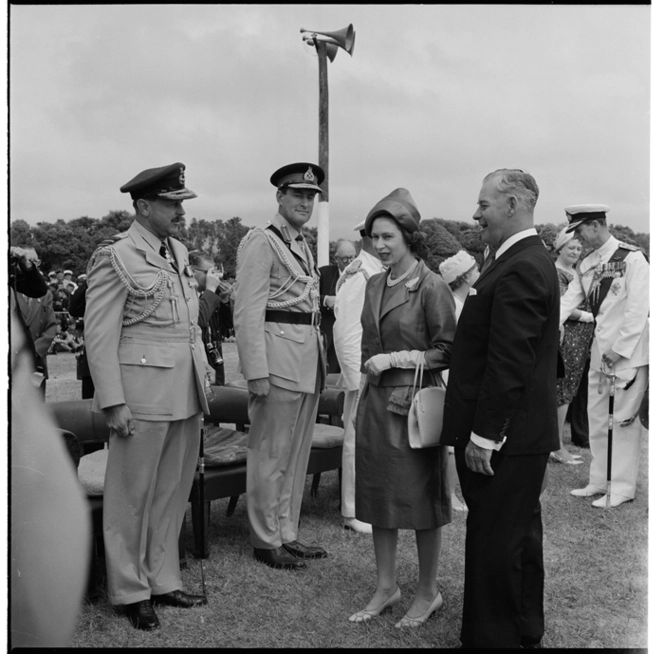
[280,330,284,335]
[141,357,147,363]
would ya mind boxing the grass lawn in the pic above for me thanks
[45,346,648,648]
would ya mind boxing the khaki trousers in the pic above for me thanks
[247,385,320,549]
[340,388,359,519]
[103,414,201,605]
[587,366,647,499]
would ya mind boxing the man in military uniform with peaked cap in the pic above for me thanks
[234,162,328,570]
[84,163,209,631]
[561,204,649,508]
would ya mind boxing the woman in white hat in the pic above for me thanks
[439,250,479,319]
[552,228,595,464]
[438,250,480,512]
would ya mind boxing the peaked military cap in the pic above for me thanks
[364,188,421,235]
[270,162,325,193]
[565,204,610,233]
[120,162,197,201]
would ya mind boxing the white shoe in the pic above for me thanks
[452,498,468,512]
[592,494,633,508]
[349,587,400,623]
[570,485,605,497]
[343,518,372,534]
[395,592,443,629]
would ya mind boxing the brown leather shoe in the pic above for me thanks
[254,546,307,570]
[152,590,207,608]
[125,599,160,631]
[282,540,328,559]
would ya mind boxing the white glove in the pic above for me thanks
[364,350,425,375]
[577,311,594,323]
[364,353,392,375]
[389,350,426,368]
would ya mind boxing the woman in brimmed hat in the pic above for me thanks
[439,249,481,513]
[551,228,595,464]
[348,189,456,629]
[439,250,479,317]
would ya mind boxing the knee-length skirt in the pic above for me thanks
[355,383,451,530]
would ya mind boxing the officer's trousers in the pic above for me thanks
[340,388,359,519]
[247,384,320,549]
[103,414,200,605]
[587,366,647,499]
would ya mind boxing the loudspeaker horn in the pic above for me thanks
[305,37,339,62]
[300,24,355,56]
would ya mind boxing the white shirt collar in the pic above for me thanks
[495,228,538,260]
[593,234,618,260]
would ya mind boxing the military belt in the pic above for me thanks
[265,310,321,327]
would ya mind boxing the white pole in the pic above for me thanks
[317,200,330,266]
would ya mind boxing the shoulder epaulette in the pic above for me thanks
[344,259,363,275]
[337,259,370,293]
[617,241,639,251]
[97,232,128,248]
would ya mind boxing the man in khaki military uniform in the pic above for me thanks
[84,163,209,631]
[234,162,328,570]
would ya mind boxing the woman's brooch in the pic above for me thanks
[405,277,419,290]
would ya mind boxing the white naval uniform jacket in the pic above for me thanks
[560,235,649,375]
[333,250,384,391]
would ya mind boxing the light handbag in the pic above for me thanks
[407,352,446,449]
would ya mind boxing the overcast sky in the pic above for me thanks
[9,4,651,240]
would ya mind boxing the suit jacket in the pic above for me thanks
[559,235,648,374]
[15,290,57,377]
[84,220,209,420]
[234,213,325,393]
[441,236,559,455]
[318,264,340,350]
[361,259,456,385]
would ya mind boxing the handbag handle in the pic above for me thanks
[411,351,426,397]
[410,351,448,392]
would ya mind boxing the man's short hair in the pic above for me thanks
[484,169,539,210]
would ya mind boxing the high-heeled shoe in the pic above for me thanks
[348,587,401,623]
[395,592,443,628]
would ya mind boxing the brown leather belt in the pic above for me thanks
[265,310,321,327]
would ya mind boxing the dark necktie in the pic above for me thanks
[159,241,177,271]
[481,249,496,274]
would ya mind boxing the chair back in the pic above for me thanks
[48,400,109,444]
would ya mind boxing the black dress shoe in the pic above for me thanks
[125,600,160,631]
[254,546,307,570]
[282,540,328,559]
[152,590,207,608]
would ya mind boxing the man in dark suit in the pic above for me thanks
[441,169,559,649]
[318,240,357,375]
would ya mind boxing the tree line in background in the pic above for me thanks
[11,212,650,280]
